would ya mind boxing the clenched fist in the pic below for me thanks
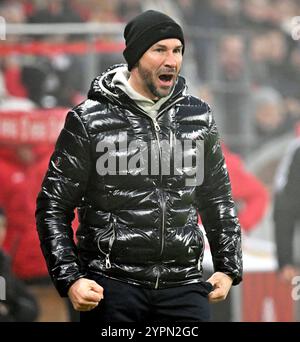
[207,272,233,303]
[68,278,104,311]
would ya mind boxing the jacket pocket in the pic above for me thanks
[96,216,117,269]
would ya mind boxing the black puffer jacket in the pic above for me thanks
[273,137,300,269]
[36,65,242,296]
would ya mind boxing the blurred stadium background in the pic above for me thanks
[0,0,300,322]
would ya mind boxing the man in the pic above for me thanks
[0,208,39,322]
[0,143,51,281]
[222,144,269,232]
[36,10,242,322]
[273,129,300,283]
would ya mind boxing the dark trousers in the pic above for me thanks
[80,274,213,323]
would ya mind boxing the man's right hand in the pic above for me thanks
[68,278,104,311]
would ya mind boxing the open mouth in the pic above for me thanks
[159,74,173,82]
[158,74,174,88]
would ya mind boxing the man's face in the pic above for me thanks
[133,38,183,100]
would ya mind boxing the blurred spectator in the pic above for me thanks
[213,35,250,152]
[175,0,205,27]
[84,0,123,76]
[28,0,82,23]
[0,207,39,322]
[202,142,269,322]
[0,1,26,24]
[219,35,246,82]
[215,35,249,138]
[19,54,84,108]
[252,86,291,147]
[0,70,36,110]
[208,0,241,29]
[271,0,299,29]
[0,0,27,45]
[273,126,300,282]
[287,47,300,100]
[241,0,274,30]
[88,0,121,23]
[196,143,270,232]
[2,56,28,98]
[176,0,241,81]
[202,143,269,322]
[250,34,272,85]
[0,143,52,282]
[20,57,49,107]
[198,85,269,231]
[264,30,290,94]
[178,0,241,29]
[117,0,142,22]
[68,0,91,22]
[222,144,269,232]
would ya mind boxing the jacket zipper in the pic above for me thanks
[151,116,163,183]
[149,101,183,262]
[149,117,166,259]
[127,97,184,286]
[97,216,116,269]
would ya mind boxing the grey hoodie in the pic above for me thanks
[110,65,174,119]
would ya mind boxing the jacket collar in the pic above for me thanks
[88,64,187,112]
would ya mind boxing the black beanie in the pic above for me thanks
[123,10,185,71]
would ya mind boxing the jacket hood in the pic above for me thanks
[87,64,187,107]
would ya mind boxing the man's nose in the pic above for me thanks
[164,52,177,68]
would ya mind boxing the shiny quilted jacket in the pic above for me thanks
[36,65,242,296]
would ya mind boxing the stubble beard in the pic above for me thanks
[138,64,174,99]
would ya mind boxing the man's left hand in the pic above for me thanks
[207,272,233,303]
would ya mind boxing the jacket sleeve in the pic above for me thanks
[35,110,91,296]
[273,142,300,269]
[196,113,243,285]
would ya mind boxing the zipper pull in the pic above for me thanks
[105,254,111,269]
[152,118,160,132]
[155,274,159,289]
